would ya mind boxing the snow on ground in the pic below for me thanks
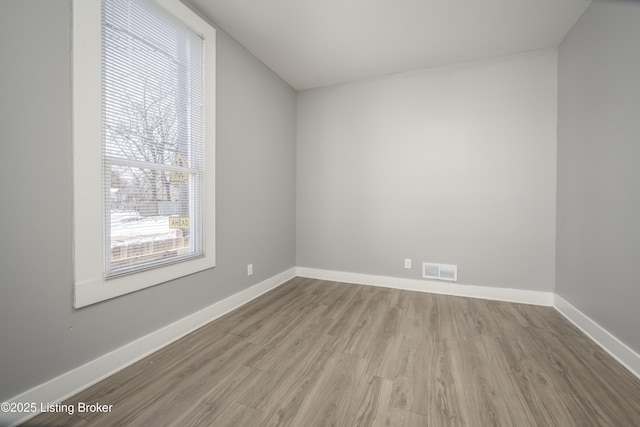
[110,211,179,245]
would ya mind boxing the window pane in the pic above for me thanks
[102,0,204,277]
[107,165,199,274]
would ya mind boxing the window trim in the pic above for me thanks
[73,0,216,308]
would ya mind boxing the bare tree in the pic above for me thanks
[106,75,181,204]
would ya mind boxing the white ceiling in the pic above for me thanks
[189,0,592,90]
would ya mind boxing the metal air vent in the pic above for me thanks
[422,262,457,282]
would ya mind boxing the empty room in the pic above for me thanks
[2,0,640,425]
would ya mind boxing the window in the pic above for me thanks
[102,0,206,277]
[73,0,216,307]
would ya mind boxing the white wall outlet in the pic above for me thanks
[404,258,412,269]
[247,263,253,276]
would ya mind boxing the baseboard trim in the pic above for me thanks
[299,267,640,379]
[2,267,296,427]
[295,267,554,306]
[6,267,640,426]
[553,294,640,380]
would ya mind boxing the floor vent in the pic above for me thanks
[422,262,457,282]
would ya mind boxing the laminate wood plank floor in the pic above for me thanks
[26,277,640,426]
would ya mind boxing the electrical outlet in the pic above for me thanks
[247,263,253,276]
[404,258,412,269]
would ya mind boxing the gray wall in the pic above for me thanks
[297,49,558,291]
[0,0,296,401]
[557,0,640,354]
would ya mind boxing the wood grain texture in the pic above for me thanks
[26,277,640,426]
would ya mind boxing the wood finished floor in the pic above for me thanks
[27,277,640,426]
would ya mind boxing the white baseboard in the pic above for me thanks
[296,267,554,306]
[299,267,640,380]
[553,294,640,380]
[6,267,639,427]
[2,267,296,427]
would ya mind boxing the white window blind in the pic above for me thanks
[102,0,205,277]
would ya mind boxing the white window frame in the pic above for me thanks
[73,0,216,308]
